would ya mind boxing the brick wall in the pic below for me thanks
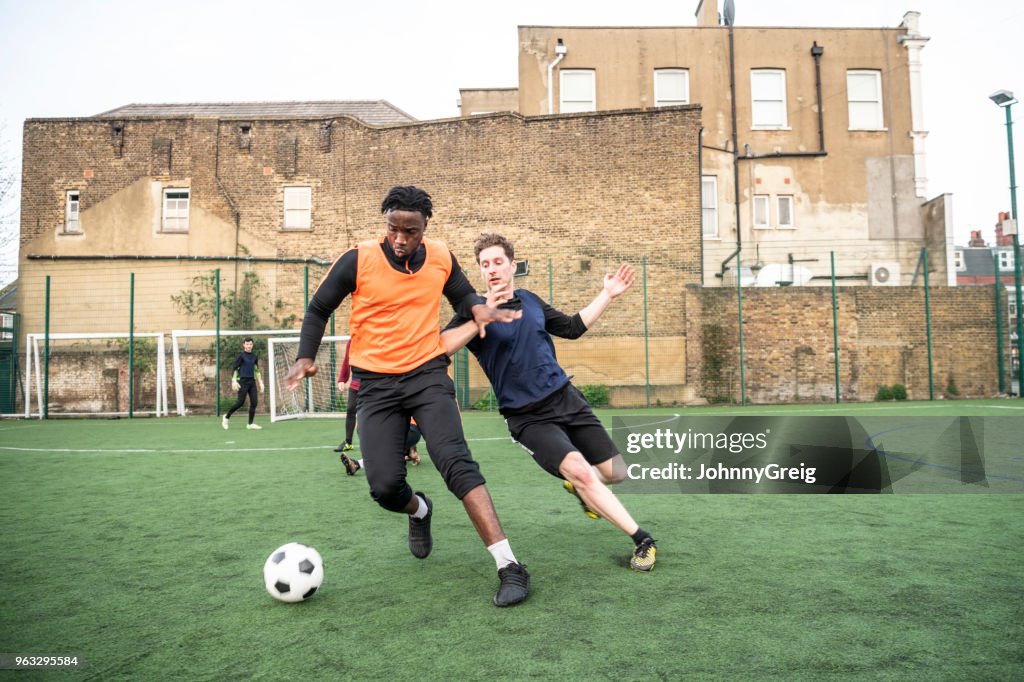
[687,284,1001,403]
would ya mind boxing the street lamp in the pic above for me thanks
[990,89,1022,396]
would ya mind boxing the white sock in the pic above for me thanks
[487,539,518,570]
[358,458,365,468]
[411,494,429,520]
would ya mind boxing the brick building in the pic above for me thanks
[459,2,952,289]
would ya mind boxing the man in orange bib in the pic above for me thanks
[284,186,530,607]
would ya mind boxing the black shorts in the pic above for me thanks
[503,383,617,478]
[354,357,485,511]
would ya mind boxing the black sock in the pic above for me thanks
[631,528,653,545]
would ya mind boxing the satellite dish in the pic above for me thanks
[723,0,735,26]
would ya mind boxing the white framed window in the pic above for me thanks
[999,249,1014,271]
[753,194,770,228]
[847,70,884,130]
[751,69,787,128]
[654,69,689,107]
[65,190,80,233]
[777,195,794,227]
[162,188,190,233]
[283,186,312,230]
[560,70,596,113]
[954,250,964,271]
[0,312,12,340]
[701,176,718,238]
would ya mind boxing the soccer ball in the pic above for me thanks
[263,542,324,603]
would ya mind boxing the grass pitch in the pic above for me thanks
[1,400,1022,680]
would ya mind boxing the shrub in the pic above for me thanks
[579,384,609,407]
[891,384,908,400]
[875,385,894,401]
[473,389,497,411]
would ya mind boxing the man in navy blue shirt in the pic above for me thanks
[442,233,657,571]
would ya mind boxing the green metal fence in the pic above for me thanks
[12,244,1013,417]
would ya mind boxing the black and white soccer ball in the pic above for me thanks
[263,542,324,603]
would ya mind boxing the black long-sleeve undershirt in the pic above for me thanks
[297,240,480,360]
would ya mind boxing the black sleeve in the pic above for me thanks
[232,353,243,372]
[297,249,358,360]
[442,252,483,319]
[541,297,588,339]
[443,312,473,332]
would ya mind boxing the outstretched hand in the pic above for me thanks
[284,358,317,391]
[604,264,636,299]
[472,284,521,339]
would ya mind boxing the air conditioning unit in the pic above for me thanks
[869,262,901,286]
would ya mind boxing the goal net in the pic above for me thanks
[170,329,298,416]
[268,335,351,423]
[25,332,169,418]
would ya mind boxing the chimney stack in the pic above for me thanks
[695,0,720,27]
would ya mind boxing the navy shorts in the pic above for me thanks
[503,383,617,478]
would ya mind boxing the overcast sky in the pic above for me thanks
[0,0,1020,287]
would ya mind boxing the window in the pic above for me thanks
[847,70,884,130]
[777,195,794,227]
[0,313,12,340]
[701,176,718,237]
[999,249,1014,271]
[560,70,596,113]
[162,188,189,232]
[654,69,689,107]
[283,186,312,230]
[753,195,770,228]
[751,69,787,128]
[65,190,80,233]
[954,250,964,271]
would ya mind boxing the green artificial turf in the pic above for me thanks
[0,402,1021,680]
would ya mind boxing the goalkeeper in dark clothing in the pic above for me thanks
[283,185,530,607]
[223,337,264,430]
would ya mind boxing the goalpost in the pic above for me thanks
[170,329,298,416]
[24,332,168,418]
[268,335,351,423]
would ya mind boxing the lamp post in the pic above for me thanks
[990,90,1022,396]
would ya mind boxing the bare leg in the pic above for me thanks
[460,485,507,546]
[593,453,628,485]
[561,452,639,536]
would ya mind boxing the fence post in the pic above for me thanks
[737,251,746,406]
[642,256,650,408]
[995,254,1005,393]
[548,257,553,305]
[304,266,311,410]
[43,275,50,420]
[215,268,221,416]
[831,252,840,403]
[329,312,337,408]
[923,249,935,400]
[129,272,135,419]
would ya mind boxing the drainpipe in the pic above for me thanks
[546,38,567,115]
[811,41,825,152]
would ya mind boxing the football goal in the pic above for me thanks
[24,332,169,418]
[170,329,298,416]
[267,335,351,423]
